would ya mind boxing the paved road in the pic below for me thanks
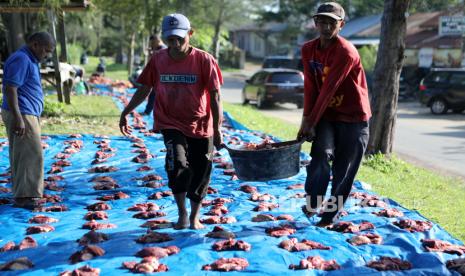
[222,72,465,180]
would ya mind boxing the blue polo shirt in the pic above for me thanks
[2,46,44,117]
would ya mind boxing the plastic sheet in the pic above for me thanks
[0,86,462,275]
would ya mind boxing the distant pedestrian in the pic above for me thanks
[96,57,105,75]
[1,31,55,209]
[141,34,167,116]
[297,2,372,227]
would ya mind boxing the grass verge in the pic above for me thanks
[224,102,465,242]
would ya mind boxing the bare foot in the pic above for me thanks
[189,218,205,230]
[173,214,189,230]
[301,205,317,218]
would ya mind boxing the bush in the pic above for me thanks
[358,45,378,73]
[42,98,65,117]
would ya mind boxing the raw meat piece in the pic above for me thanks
[140,219,172,230]
[60,265,100,276]
[63,147,79,154]
[350,191,379,200]
[253,202,279,212]
[239,184,257,194]
[35,205,69,212]
[16,237,37,250]
[132,148,150,154]
[132,143,146,148]
[207,186,218,194]
[361,199,388,208]
[69,245,105,264]
[122,257,168,273]
[373,208,404,218]
[286,183,304,190]
[215,162,233,169]
[137,165,152,171]
[205,204,228,216]
[127,202,159,212]
[82,220,116,230]
[249,193,274,202]
[265,224,296,237]
[143,181,165,188]
[279,238,331,252]
[26,224,55,234]
[132,153,152,163]
[94,151,114,159]
[202,257,249,272]
[0,257,34,271]
[212,157,227,163]
[97,191,129,201]
[446,258,465,275]
[0,242,15,252]
[202,198,233,206]
[88,166,118,173]
[29,215,58,224]
[47,166,64,174]
[54,153,71,159]
[327,221,375,233]
[91,158,107,164]
[212,239,251,251]
[393,219,432,232]
[43,194,63,203]
[133,211,166,219]
[421,239,465,255]
[44,181,64,191]
[93,182,120,190]
[0,187,10,193]
[142,174,162,181]
[45,175,65,181]
[77,230,109,245]
[239,138,274,150]
[289,256,340,271]
[136,245,180,258]
[366,256,412,271]
[68,134,82,138]
[200,216,237,224]
[52,160,71,167]
[252,214,276,222]
[86,202,111,211]
[205,226,236,239]
[136,231,173,243]
[84,211,108,221]
[90,176,116,183]
[347,233,383,245]
[223,169,236,176]
[148,191,173,200]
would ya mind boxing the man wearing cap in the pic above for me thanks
[297,2,371,227]
[119,13,223,230]
[1,32,55,209]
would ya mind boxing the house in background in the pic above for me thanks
[229,22,293,59]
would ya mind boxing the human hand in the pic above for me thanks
[13,116,26,137]
[297,118,315,142]
[213,129,223,150]
[119,113,132,136]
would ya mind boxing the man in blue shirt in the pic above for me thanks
[1,32,55,209]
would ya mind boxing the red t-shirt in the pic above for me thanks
[301,36,371,127]
[137,47,223,138]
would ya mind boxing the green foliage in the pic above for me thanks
[358,45,377,73]
[42,97,65,117]
[66,43,83,64]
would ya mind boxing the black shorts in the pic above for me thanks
[161,129,213,202]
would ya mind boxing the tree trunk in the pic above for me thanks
[211,0,225,60]
[57,11,68,63]
[367,0,410,155]
[127,31,136,76]
[2,13,25,54]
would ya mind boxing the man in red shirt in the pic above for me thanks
[298,2,371,227]
[119,13,223,230]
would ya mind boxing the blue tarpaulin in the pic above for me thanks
[0,86,463,275]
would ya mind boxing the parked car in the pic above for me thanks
[418,68,465,114]
[262,56,298,70]
[242,68,304,109]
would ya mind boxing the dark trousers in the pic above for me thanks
[144,91,156,114]
[305,119,369,222]
[162,129,213,203]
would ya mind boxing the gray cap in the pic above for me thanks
[161,13,191,39]
[313,2,345,21]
